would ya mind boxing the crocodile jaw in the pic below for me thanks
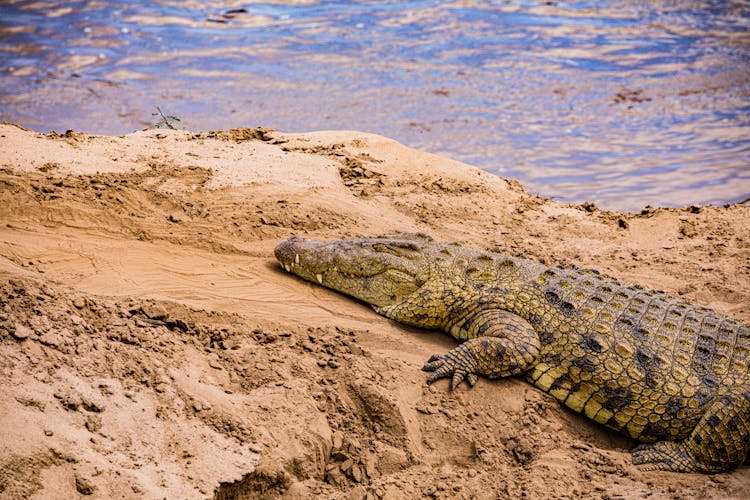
[274,235,426,307]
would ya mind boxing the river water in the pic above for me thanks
[1,1,749,211]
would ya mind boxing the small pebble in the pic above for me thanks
[75,474,95,495]
[141,304,168,320]
[12,323,32,340]
[302,340,316,352]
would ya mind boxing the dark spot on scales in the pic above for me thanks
[493,343,507,358]
[572,356,597,374]
[582,334,604,353]
[634,348,661,388]
[601,385,633,412]
[452,302,470,317]
[634,348,655,366]
[546,353,563,366]
[549,373,580,394]
[545,289,560,305]
[665,397,683,418]
[720,393,736,406]
[462,313,479,332]
[538,329,555,344]
[726,418,739,433]
[642,422,669,440]
[545,288,575,313]
[605,415,625,431]
[559,301,575,313]
[528,312,542,325]
[701,374,719,388]
[632,326,651,341]
[695,389,713,407]
[691,342,713,370]
[616,315,634,327]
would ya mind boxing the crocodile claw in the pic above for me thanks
[422,347,480,390]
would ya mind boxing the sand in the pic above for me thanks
[0,122,748,498]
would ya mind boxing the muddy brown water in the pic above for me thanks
[1,0,749,211]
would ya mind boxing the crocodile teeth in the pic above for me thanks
[295,254,299,265]
[284,264,290,272]
[316,273,323,284]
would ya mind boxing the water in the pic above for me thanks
[1,0,749,212]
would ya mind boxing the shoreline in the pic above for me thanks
[1,123,748,498]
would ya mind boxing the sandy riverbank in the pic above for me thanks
[0,123,748,498]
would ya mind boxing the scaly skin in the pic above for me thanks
[274,233,750,473]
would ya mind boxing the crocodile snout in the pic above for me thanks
[274,235,331,283]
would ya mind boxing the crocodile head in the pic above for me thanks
[275,233,529,329]
[274,233,435,309]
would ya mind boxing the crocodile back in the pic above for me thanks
[515,264,750,442]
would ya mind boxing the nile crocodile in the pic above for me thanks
[274,233,750,473]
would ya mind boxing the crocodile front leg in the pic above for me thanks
[422,309,541,390]
[631,384,750,472]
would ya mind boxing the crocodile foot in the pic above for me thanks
[634,386,750,473]
[422,348,480,390]
[632,441,700,472]
[632,441,722,473]
[422,336,539,390]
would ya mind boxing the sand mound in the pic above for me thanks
[0,123,748,498]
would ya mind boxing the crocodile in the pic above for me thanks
[274,232,750,473]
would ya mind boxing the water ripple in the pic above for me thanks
[1,0,749,211]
